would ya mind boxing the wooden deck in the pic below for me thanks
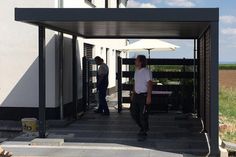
[2,107,209,157]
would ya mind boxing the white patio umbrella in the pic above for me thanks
[119,39,179,59]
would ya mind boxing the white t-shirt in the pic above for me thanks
[98,63,109,76]
[134,67,152,94]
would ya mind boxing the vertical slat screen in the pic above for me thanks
[205,29,211,133]
[198,27,211,133]
[199,34,205,126]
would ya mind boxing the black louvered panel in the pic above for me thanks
[84,43,93,59]
[84,43,96,105]
[205,29,211,133]
[199,35,205,123]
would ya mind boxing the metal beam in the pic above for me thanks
[72,35,78,119]
[38,26,46,138]
[15,8,219,22]
[209,22,219,156]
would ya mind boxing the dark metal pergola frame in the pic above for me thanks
[15,8,219,156]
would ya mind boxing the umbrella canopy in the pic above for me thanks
[119,39,179,52]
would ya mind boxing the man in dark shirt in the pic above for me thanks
[94,56,110,115]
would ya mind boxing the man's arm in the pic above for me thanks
[146,80,153,105]
[131,81,135,102]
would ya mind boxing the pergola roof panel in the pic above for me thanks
[15,8,219,39]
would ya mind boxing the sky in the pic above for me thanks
[126,0,236,63]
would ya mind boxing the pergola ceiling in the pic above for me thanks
[15,8,219,39]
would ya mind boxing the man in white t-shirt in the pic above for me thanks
[94,56,110,115]
[131,55,153,141]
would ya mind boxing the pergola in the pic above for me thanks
[15,8,219,156]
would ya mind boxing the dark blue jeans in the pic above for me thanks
[98,85,109,114]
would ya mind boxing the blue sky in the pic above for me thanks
[127,0,236,63]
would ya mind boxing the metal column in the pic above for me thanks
[38,26,46,138]
[59,33,64,120]
[209,22,219,156]
[193,39,197,114]
[82,56,88,112]
[117,56,122,113]
[72,36,78,119]
[197,39,201,118]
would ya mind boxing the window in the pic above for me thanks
[84,43,94,58]
[117,0,120,8]
[105,0,108,8]
[106,48,109,64]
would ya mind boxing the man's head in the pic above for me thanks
[135,55,147,69]
[94,56,104,65]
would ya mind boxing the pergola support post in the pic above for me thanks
[59,32,64,120]
[117,56,122,113]
[38,26,46,138]
[209,22,219,156]
[72,35,78,119]
[193,39,197,114]
[82,56,87,112]
[197,39,201,118]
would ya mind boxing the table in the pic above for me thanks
[150,91,173,113]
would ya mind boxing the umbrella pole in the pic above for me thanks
[148,49,150,59]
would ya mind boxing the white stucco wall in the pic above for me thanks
[61,36,127,105]
[119,0,128,8]
[0,0,128,109]
[63,0,95,8]
[0,0,57,108]
[83,39,127,89]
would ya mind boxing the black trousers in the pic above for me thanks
[130,93,150,132]
[98,84,109,114]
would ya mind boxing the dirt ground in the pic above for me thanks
[219,70,236,89]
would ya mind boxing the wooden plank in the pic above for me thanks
[122,58,198,65]
[122,71,196,78]
[91,71,97,77]
[122,84,193,91]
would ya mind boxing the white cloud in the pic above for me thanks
[165,0,196,7]
[127,0,156,8]
[220,15,236,24]
[221,28,236,35]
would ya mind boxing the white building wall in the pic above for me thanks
[63,0,92,8]
[0,0,128,109]
[119,0,128,8]
[62,0,128,102]
[83,39,127,89]
[0,0,57,108]
[93,0,105,8]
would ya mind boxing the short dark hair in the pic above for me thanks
[94,56,102,62]
[137,55,147,68]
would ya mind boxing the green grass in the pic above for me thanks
[219,64,236,70]
[220,88,236,119]
[219,87,236,143]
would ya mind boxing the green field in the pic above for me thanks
[219,64,236,70]
[219,87,236,143]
